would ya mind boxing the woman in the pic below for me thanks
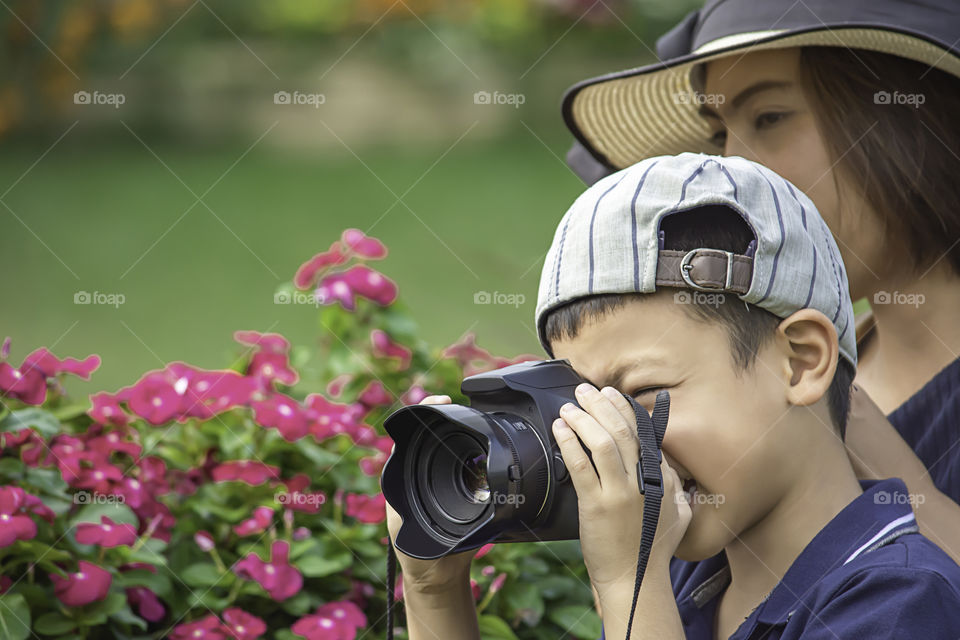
[562,0,960,559]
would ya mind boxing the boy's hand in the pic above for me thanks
[552,383,692,596]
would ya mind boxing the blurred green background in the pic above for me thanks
[0,0,698,398]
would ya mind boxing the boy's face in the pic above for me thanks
[550,293,809,562]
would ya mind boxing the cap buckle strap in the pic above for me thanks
[680,248,734,292]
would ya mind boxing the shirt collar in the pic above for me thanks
[753,477,918,624]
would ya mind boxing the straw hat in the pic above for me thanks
[562,0,960,178]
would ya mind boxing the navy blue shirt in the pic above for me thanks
[887,357,960,505]
[599,478,960,639]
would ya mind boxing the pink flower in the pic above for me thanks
[125,371,181,425]
[0,362,47,405]
[76,515,138,547]
[341,228,387,259]
[0,486,37,547]
[315,265,397,311]
[234,540,303,601]
[344,493,386,524]
[170,615,228,640]
[251,393,309,441]
[50,561,112,607]
[20,347,100,379]
[234,506,274,537]
[471,578,481,600]
[1,336,9,360]
[304,394,366,441]
[195,530,216,552]
[212,461,281,486]
[357,380,393,408]
[474,543,495,559]
[190,370,259,416]
[126,586,165,622]
[325,374,352,398]
[294,241,348,290]
[401,384,429,405]
[86,430,141,459]
[292,600,367,640]
[233,330,290,353]
[358,436,394,477]
[247,351,298,388]
[490,572,507,594]
[223,608,266,640]
[87,392,132,426]
[370,330,411,369]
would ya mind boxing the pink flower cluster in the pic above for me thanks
[443,332,539,377]
[0,486,53,547]
[291,600,367,640]
[169,608,266,640]
[0,337,100,405]
[293,229,397,310]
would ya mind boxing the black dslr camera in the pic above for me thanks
[381,358,590,560]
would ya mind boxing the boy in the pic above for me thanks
[386,153,960,639]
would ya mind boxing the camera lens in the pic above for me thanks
[419,430,491,527]
[460,453,490,503]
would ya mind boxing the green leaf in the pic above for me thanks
[182,562,229,587]
[0,593,31,640]
[503,581,544,626]
[34,611,77,635]
[478,614,520,640]
[76,592,127,625]
[297,551,352,577]
[116,569,172,599]
[547,605,602,639]
[71,501,138,528]
[51,404,91,421]
[0,457,24,478]
[109,605,149,631]
[0,408,60,437]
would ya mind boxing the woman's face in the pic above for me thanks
[701,49,887,299]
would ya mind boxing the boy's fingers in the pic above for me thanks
[552,418,600,498]
[558,402,629,487]
[595,386,641,481]
[419,395,451,405]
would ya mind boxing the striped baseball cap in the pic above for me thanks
[534,152,857,369]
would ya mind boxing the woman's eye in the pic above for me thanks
[754,111,791,129]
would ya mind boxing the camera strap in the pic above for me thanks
[621,390,669,640]
[383,390,670,640]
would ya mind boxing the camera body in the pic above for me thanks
[381,359,588,559]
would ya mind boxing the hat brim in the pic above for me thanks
[563,26,960,171]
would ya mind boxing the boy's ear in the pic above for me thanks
[776,308,839,407]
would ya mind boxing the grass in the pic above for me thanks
[0,131,585,397]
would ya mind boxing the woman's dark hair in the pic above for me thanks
[542,205,855,437]
[799,46,960,277]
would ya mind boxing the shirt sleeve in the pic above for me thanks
[797,567,960,639]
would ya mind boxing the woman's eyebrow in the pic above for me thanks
[697,79,794,119]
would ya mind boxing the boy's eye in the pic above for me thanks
[630,387,664,398]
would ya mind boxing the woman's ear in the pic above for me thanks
[776,308,839,407]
